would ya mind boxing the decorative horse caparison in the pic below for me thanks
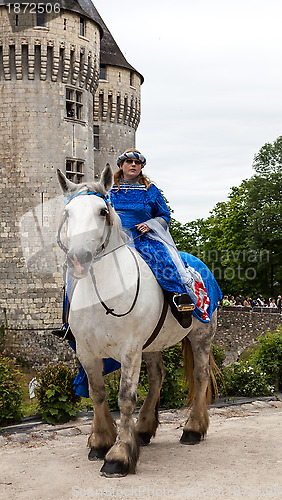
[56,166,219,478]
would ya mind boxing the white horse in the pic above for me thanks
[57,166,219,478]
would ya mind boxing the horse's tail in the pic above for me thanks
[182,336,221,407]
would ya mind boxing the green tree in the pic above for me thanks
[167,136,282,298]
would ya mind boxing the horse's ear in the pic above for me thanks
[100,165,113,192]
[57,169,77,193]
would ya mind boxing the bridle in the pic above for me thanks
[57,189,140,317]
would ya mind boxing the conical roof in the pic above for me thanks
[94,9,144,84]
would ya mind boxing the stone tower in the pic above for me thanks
[0,1,143,330]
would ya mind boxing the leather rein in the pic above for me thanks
[57,189,141,318]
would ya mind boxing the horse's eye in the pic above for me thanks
[100,208,108,217]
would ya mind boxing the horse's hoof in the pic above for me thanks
[88,447,108,461]
[100,460,130,478]
[180,430,202,445]
[138,432,151,446]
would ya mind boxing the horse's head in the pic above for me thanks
[57,166,114,279]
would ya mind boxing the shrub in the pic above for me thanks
[251,328,282,389]
[218,361,274,398]
[105,343,186,411]
[212,343,226,369]
[105,371,120,411]
[0,355,23,426]
[159,343,185,408]
[36,364,80,425]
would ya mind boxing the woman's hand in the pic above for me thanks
[135,223,150,233]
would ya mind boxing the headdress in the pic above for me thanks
[117,151,146,168]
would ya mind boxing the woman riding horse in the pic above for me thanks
[53,148,221,396]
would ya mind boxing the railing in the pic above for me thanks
[220,305,281,314]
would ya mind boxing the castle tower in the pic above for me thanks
[0,0,103,328]
[93,14,144,177]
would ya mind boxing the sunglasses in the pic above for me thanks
[124,159,142,165]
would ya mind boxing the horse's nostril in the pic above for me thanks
[68,250,92,268]
[78,251,92,265]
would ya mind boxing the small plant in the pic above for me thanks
[0,355,23,426]
[105,371,120,411]
[251,328,282,390]
[212,343,226,368]
[36,364,80,425]
[218,361,274,398]
[159,343,186,408]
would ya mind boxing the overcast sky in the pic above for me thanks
[93,0,282,223]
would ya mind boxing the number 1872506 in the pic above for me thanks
[7,3,61,14]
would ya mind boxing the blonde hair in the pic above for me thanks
[114,148,151,190]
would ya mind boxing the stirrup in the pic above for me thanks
[51,324,76,343]
[172,293,195,312]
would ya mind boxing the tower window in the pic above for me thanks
[66,88,83,120]
[99,64,106,80]
[66,159,84,183]
[80,17,86,37]
[64,18,67,30]
[130,71,133,86]
[36,10,46,27]
[93,126,99,150]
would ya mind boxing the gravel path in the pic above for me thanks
[0,397,281,500]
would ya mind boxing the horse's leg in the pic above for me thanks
[136,351,166,446]
[81,358,117,460]
[180,315,216,445]
[100,348,142,477]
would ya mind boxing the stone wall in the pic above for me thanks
[2,308,281,372]
[214,308,282,364]
[2,328,77,372]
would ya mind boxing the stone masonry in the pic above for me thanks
[0,2,142,333]
[2,309,281,372]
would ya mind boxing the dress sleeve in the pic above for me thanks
[146,184,171,225]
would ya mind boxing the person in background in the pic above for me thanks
[243,296,252,307]
[222,295,230,307]
[229,295,236,306]
[277,295,282,313]
[235,294,243,306]
[269,298,277,308]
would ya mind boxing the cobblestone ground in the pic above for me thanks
[0,398,281,500]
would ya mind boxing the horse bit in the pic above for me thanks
[57,189,141,317]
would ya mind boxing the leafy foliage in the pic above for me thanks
[105,344,186,411]
[169,136,282,298]
[212,343,226,369]
[218,361,274,397]
[158,343,186,409]
[36,364,80,425]
[251,328,282,389]
[0,355,23,426]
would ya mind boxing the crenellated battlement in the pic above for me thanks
[0,37,98,92]
[0,6,100,92]
[93,88,141,130]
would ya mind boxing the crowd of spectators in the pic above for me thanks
[221,293,282,312]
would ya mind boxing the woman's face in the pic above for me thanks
[121,158,142,180]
